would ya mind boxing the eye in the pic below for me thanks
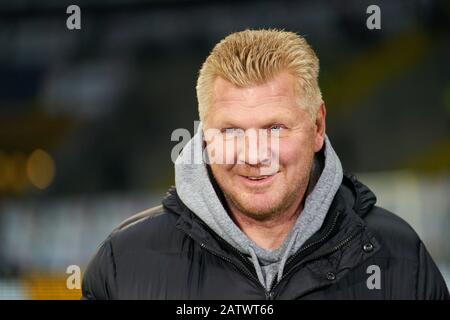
[269,124,284,132]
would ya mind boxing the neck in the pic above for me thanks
[227,196,304,250]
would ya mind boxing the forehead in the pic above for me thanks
[207,71,303,127]
[212,71,297,105]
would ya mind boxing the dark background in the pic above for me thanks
[0,0,448,299]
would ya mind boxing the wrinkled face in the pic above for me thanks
[203,71,325,221]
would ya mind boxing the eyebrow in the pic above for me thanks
[217,116,290,130]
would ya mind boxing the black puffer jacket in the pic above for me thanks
[82,174,449,299]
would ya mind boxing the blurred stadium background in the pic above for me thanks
[0,0,449,299]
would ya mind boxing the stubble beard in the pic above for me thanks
[215,168,311,222]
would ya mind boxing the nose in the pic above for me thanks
[238,129,271,166]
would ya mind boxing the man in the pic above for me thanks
[82,29,449,299]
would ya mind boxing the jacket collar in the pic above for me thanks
[342,172,378,218]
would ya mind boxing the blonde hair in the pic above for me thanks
[196,29,323,121]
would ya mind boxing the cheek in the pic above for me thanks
[278,136,315,170]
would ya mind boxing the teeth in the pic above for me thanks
[247,176,267,180]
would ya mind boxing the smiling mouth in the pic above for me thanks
[245,175,273,180]
[239,173,278,186]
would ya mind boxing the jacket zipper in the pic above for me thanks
[181,209,358,300]
[284,209,342,268]
[265,212,340,294]
[269,227,361,295]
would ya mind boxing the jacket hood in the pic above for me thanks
[340,173,377,218]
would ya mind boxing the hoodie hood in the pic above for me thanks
[175,122,343,289]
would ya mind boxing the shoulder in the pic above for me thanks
[364,205,419,241]
[82,204,186,299]
[362,205,449,299]
[108,204,186,254]
[363,205,421,260]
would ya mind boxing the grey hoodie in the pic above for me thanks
[175,122,343,290]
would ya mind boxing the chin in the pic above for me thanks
[234,193,283,218]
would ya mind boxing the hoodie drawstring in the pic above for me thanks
[277,229,300,282]
[248,246,266,289]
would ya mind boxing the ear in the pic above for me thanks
[314,103,326,152]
